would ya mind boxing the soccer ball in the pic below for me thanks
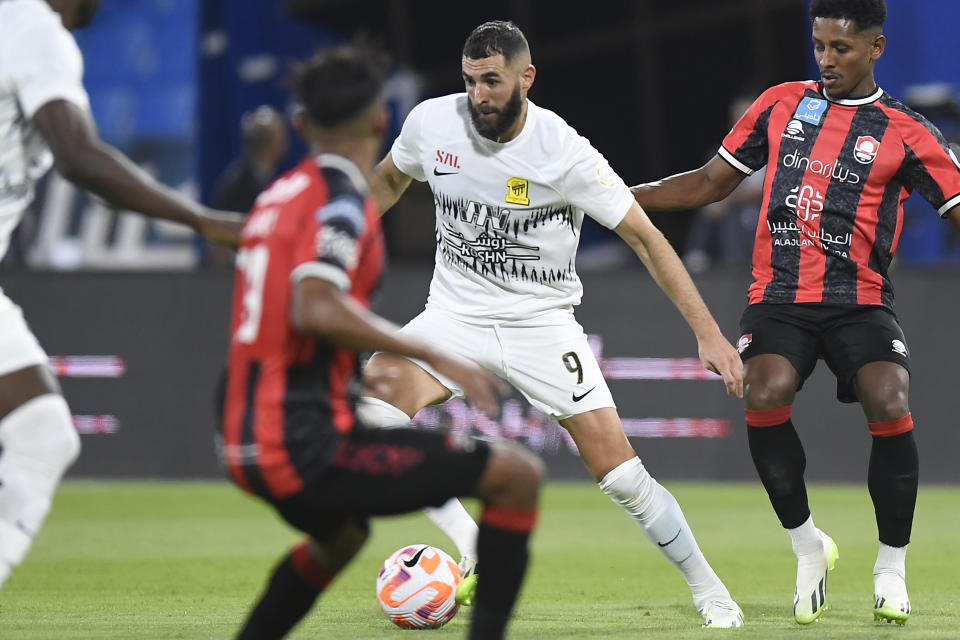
[375,544,462,629]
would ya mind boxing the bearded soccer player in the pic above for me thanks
[0,0,241,589]
[361,20,746,628]
[631,0,960,626]
[220,45,544,640]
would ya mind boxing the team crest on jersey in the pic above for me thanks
[853,136,880,164]
[736,333,753,354]
[505,177,530,205]
[794,97,828,126]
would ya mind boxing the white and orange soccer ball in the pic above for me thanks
[375,544,462,629]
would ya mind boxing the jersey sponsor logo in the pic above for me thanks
[435,149,461,170]
[782,119,806,141]
[316,195,366,234]
[736,333,752,354]
[783,149,861,184]
[460,200,510,230]
[785,184,824,221]
[316,226,359,270]
[853,136,880,164]
[443,226,539,265]
[505,177,530,205]
[767,218,851,257]
[891,339,908,356]
[794,96,828,126]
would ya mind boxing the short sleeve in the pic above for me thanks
[389,100,428,182]
[290,168,368,291]
[719,86,780,176]
[562,137,634,229]
[5,17,89,118]
[894,116,960,217]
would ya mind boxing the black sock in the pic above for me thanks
[869,430,919,547]
[746,417,810,529]
[469,505,536,640]
[236,545,329,640]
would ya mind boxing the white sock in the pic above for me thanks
[599,457,731,609]
[875,542,907,579]
[788,515,822,556]
[356,396,412,429]
[0,394,80,588]
[424,499,479,563]
[357,397,479,563]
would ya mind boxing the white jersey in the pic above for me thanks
[0,0,90,259]
[391,94,634,322]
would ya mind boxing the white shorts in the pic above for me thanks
[395,307,615,420]
[0,288,49,377]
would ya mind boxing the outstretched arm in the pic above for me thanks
[370,152,414,216]
[290,277,502,415]
[614,202,744,397]
[630,155,747,212]
[33,100,244,247]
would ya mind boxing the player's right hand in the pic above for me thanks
[428,352,505,418]
[697,332,744,398]
[197,208,246,248]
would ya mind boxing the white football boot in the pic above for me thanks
[794,529,839,624]
[700,599,745,628]
[874,571,910,625]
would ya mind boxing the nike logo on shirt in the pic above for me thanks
[433,167,458,176]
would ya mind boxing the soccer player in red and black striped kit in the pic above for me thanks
[220,46,543,640]
[631,0,960,627]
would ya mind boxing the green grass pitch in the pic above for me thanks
[1,481,958,638]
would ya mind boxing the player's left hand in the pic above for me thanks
[697,332,744,398]
[197,209,246,248]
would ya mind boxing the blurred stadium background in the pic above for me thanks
[3,0,958,484]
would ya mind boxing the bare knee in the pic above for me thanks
[475,441,544,509]
[362,354,448,416]
[744,357,799,410]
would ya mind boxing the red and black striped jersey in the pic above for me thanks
[721,81,960,308]
[220,154,384,499]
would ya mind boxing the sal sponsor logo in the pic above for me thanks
[736,334,753,354]
[434,149,461,176]
[781,119,806,142]
[853,136,880,164]
[505,177,530,205]
[783,149,861,184]
[794,96,828,126]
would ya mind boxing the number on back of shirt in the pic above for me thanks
[235,245,269,343]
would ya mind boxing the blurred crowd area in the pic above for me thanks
[3,0,959,273]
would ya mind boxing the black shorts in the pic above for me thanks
[268,425,491,543]
[738,303,911,403]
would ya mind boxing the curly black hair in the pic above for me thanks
[810,0,886,31]
[295,45,389,128]
[462,21,530,64]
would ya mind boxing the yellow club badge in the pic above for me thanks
[505,177,530,205]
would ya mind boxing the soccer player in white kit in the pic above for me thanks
[0,0,241,588]
[360,21,746,628]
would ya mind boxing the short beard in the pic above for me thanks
[468,84,523,141]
